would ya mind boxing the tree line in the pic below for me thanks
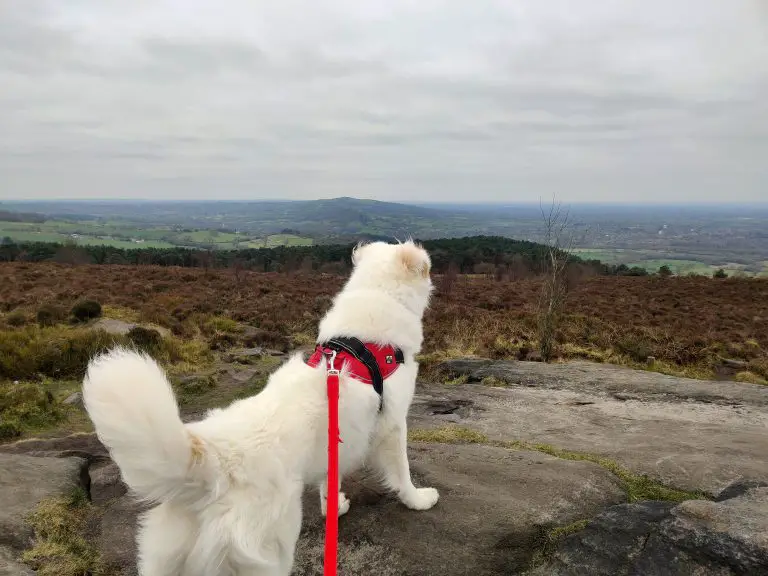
[0,236,653,277]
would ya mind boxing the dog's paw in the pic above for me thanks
[402,487,439,511]
[338,492,350,516]
[321,492,351,517]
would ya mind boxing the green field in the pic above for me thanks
[241,234,313,248]
[0,221,313,251]
[625,259,715,276]
[572,248,758,277]
[0,223,175,249]
[572,248,637,264]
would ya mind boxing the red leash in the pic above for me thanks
[324,351,341,576]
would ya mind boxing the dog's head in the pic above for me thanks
[348,240,433,316]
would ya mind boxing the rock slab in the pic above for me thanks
[421,359,768,495]
[0,452,86,575]
[0,453,86,551]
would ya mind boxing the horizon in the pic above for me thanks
[3,197,768,209]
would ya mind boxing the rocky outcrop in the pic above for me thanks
[432,358,768,407]
[2,359,768,574]
[529,482,768,575]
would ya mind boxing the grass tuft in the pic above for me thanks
[503,439,706,503]
[445,374,469,386]
[529,519,590,566]
[408,425,488,444]
[0,324,212,382]
[21,488,109,576]
[101,304,140,323]
[0,380,65,440]
[200,315,242,336]
[734,371,768,385]
[480,375,508,387]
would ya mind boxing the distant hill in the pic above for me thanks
[0,208,46,224]
[3,198,767,273]
[0,198,495,240]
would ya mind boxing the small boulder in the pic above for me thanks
[0,454,86,551]
[89,462,126,506]
[722,358,749,370]
[63,392,83,408]
[90,318,135,336]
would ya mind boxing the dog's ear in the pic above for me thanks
[351,242,368,266]
[397,241,431,279]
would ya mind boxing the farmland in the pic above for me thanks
[3,199,768,274]
[0,220,313,251]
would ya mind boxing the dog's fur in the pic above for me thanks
[82,240,438,576]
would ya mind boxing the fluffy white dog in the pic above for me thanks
[82,240,439,576]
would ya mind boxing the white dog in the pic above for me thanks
[82,240,439,576]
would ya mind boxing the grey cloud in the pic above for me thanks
[140,38,266,77]
[0,0,766,202]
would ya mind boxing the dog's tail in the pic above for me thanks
[83,347,210,503]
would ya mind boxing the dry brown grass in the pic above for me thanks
[1,262,767,381]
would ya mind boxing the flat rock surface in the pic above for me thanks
[294,443,626,575]
[435,358,768,406]
[0,453,86,551]
[421,359,768,495]
[90,318,170,338]
[0,546,34,576]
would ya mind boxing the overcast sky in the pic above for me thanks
[1,1,766,203]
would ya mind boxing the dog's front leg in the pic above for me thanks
[370,422,439,511]
[318,477,351,518]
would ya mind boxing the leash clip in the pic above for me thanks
[325,349,340,375]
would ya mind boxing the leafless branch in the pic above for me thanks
[537,195,575,362]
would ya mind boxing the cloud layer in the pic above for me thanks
[1,0,767,202]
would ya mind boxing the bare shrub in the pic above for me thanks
[438,262,460,296]
[537,198,575,362]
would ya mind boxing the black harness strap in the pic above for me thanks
[320,336,404,411]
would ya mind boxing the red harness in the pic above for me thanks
[306,341,404,387]
[306,338,405,576]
